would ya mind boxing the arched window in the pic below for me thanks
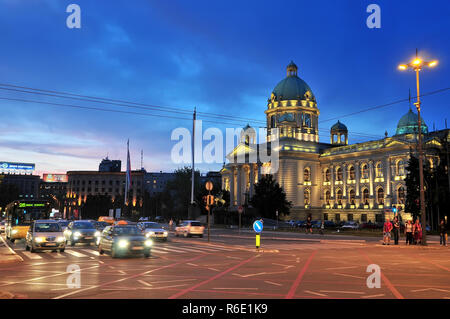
[336,189,343,205]
[397,159,405,176]
[348,166,355,180]
[398,186,405,204]
[377,188,384,205]
[304,189,310,206]
[362,188,369,205]
[270,115,276,128]
[304,168,311,182]
[336,167,343,181]
[325,168,330,182]
[349,189,356,205]
[376,162,383,178]
[325,190,331,205]
[361,163,369,179]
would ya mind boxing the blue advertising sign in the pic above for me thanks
[0,162,35,171]
[253,220,263,233]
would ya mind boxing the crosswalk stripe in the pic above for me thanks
[149,248,168,254]
[50,253,66,259]
[65,250,88,258]
[81,249,100,256]
[158,246,186,253]
[22,251,43,259]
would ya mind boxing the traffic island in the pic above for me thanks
[0,236,23,264]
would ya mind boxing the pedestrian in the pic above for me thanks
[392,217,400,245]
[306,216,312,234]
[383,217,393,245]
[439,219,447,246]
[405,220,413,245]
[169,218,173,231]
[319,220,324,235]
[413,219,422,245]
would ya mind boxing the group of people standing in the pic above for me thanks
[383,217,448,246]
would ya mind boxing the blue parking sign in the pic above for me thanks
[253,220,263,233]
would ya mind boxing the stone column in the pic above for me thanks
[342,163,347,197]
[230,166,235,207]
[330,164,335,198]
[369,160,374,196]
[236,166,242,206]
[385,157,391,195]
[249,164,254,199]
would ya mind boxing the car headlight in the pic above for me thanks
[144,240,153,247]
[146,231,155,237]
[163,231,168,236]
[118,239,129,248]
[11,229,18,234]
[35,237,45,243]
[94,231,101,237]
[73,231,82,237]
[57,236,65,243]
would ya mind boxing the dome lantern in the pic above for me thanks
[286,61,298,77]
[330,120,348,145]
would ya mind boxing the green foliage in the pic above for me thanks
[250,174,292,219]
[0,182,20,210]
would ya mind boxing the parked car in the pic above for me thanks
[312,220,322,228]
[138,222,168,241]
[175,220,205,238]
[324,221,336,228]
[64,220,100,246]
[295,220,306,228]
[0,220,5,233]
[25,220,65,253]
[98,225,152,258]
[340,221,360,230]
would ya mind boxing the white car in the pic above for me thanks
[25,220,66,253]
[340,222,360,230]
[175,220,205,238]
[137,222,168,241]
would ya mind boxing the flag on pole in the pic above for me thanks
[125,139,132,205]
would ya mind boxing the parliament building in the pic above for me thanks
[220,61,449,223]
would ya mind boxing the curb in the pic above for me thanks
[0,236,23,264]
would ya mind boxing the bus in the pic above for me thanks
[5,200,51,242]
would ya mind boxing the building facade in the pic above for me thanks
[221,62,448,223]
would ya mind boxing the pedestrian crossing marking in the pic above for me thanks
[65,250,88,258]
[82,249,100,256]
[22,251,43,259]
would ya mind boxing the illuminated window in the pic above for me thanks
[325,168,330,182]
[348,166,355,180]
[325,190,331,205]
[304,168,311,182]
[361,164,369,179]
[336,167,343,181]
[362,188,369,205]
[375,162,383,178]
[304,189,310,206]
[397,159,405,176]
[349,189,355,205]
[398,186,405,204]
[377,188,384,205]
[336,189,343,205]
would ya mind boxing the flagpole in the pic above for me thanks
[191,108,196,205]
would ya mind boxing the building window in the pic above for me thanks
[324,213,328,221]
[304,189,310,206]
[336,167,343,181]
[361,164,369,179]
[304,168,311,182]
[376,162,383,178]
[375,214,383,223]
[377,188,384,205]
[325,190,331,205]
[398,186,405,204]
[396,159,405,176]
[361,214,367,222]
[349,189,355,205]
[348,166,355,180]
[362,188,369,205]
[348,214,353,221]
[325,169,330,182]
[336,189,343,205]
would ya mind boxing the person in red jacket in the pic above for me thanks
[383,218,393,245]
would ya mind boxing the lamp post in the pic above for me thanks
[398,50,438,245]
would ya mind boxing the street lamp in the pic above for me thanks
[398,50,438,245]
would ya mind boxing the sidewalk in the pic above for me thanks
[0,235,23,265]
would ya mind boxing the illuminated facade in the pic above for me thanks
[221,62,449,223]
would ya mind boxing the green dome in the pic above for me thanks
[395,109,428,135]
[271,61,315,101]
[331,120,347,132]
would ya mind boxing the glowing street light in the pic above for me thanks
[398,49,438,245]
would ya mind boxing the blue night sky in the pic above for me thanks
[0,0,449,175]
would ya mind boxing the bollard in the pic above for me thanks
[256,233,260,249]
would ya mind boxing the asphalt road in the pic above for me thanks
[1,229,449,299]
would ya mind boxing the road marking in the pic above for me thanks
[50,253,66,259]
[82,249,100,256]
[320,290,365,295]
[22,252,43,260]
[208,268,220,272]
[264,281,282,287]
[411,288,450,293]
[285,251,316,299]
[212,287,258,290]
[137,280,152,287]
[187,263,198,266]
[361,294,386,298]
[53,255,206,299]
[151,278,197,284]
[159,247,186,253]
[169,255,260,299]
[149,248,168,254]
[333,273,365,279]
[233,271,287,278]
[304,290,327,297]
[142,284,188,290]
[226,256,242,260]
[65,250,88,258]
[325,266,358,271]
[272,263,294,269]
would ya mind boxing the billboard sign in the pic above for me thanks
[0,162,35,172]
[43,173,68,183]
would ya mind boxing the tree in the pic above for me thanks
[404,154,421,219]
[250,174,292,219]
[82,194,112,220]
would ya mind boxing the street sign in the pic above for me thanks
[205,181,213,191]
[253,220,263,233]
[238,206,243,214]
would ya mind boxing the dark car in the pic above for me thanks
[64,220,100,246]
[98,225,152,258]
[95,221,110,231]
